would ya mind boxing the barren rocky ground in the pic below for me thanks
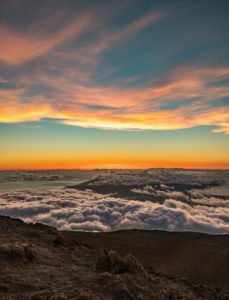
[0,216,229,299]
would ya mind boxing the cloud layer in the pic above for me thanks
[0,169,97,183]
[90,168,227,186]
[0,188,228,234]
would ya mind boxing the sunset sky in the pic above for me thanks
[0,0,229,169]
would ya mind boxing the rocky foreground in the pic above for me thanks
[0,216,229,300]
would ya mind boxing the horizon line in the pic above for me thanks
[0,167,228,171]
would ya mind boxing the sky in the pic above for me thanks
[0,0,229,170]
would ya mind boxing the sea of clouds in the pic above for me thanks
[0,187,228,234]
[0,169,99,182]
[91,168,226,187]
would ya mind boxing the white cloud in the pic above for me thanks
[91,169,228,187]
[0,188,229,234]
[131,185,188,201]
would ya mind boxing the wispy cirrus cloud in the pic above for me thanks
[0,13,95,65]
[0,2,164,66]
[0,0,228,134]
[1,65,229,132]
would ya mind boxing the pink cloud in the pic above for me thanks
[0,4,228,133]
[0,65,229,132]
[0,4,165,66]
[0,11,95,65]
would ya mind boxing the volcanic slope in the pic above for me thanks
[0,216,229,300]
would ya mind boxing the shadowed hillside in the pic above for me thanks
[0,216,229,299]
[65,229,229,291]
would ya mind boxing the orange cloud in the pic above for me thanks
[0,5,164,66]
[0,3,228,134]
[0,66,229,132]
[0,11,96,65]
[96,10,164,51]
